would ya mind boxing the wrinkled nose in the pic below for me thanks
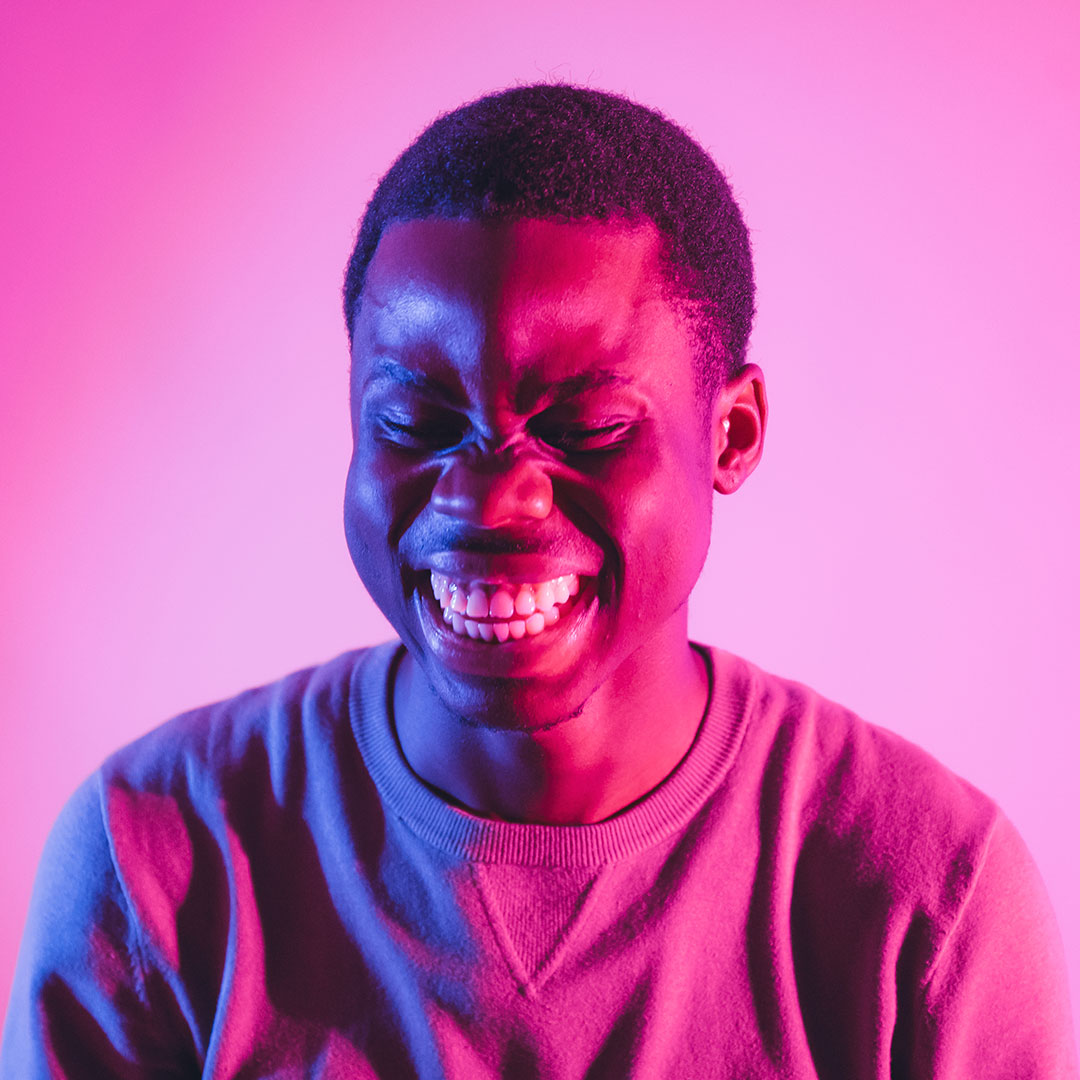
[431,452,553,528]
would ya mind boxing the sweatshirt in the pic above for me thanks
[2,643,1076,1078]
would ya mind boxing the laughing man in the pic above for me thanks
[3,84,1077,1078]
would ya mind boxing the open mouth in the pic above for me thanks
[429,570,584,643]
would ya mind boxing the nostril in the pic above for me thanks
[486,468,557,527]
[433,455,553,527]
[430,479,478,520]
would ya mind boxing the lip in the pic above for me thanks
[417,552,600,586]
[411,571,600,675]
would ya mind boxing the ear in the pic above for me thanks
[711,364,767,495]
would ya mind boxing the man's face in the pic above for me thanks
[345,217,722,729]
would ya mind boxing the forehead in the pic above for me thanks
[353,217,692,392]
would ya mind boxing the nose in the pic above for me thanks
[431,451,553,528]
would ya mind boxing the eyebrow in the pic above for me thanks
[516,369,635,412]
[372,359,461,402]
[370,360,636,410]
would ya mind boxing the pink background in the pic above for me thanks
[3,0,1078,1037]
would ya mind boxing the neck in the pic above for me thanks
[392,625,710,824]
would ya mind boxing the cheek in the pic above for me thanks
[343,449,407,589]
[628,496,711,580]
[344,443,441,604]
[343,453,382,579]
[612,452,714,610]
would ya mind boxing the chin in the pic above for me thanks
[419,659,596,734]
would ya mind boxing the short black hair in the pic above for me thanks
[343,83,754,399]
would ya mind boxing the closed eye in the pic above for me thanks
[376,414,467,451]
[531,420,635,454]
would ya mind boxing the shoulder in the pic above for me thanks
[91,643,395,922]
[100,644,392,798]
[9,646,396,1008]
[10,774,129,977]
[716,649,998,822]
[712,649,1001,919]
[712,649,1079,1073]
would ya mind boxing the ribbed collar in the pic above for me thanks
[348,642,755,867]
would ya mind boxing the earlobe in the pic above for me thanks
[713,364,767,495]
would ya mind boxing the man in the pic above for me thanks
[2,84,1076,1078]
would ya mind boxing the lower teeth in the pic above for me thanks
[431,572,580,643]
[441,599,565,643]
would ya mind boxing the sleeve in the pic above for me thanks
[911,813,1079,1079]
[0,775,197,1079]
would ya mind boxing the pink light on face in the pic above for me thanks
[2,0,1078,1044]
[345,218,737,744]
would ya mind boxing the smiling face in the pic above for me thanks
[345,217,742,730]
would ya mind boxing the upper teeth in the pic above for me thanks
[429,571,580,642]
